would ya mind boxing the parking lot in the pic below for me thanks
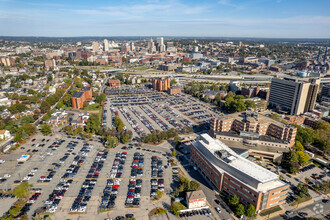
[259,160,330,204]
[108,92,217,138]
[0,135,175,219]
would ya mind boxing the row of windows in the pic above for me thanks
[227,183,256,203]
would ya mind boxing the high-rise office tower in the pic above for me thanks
[92,42,99,51]
[130,42,135,51]
[269,77,320,115]
[156,37,165,52]
[147,37,156,53]
[103,39,109,52]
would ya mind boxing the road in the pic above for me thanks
[177,152,233,220]
[270,200,330,220]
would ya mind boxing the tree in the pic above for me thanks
[297,151,310,166]
[40,101,51,113]
[245,100,256,109]
[121,135,129,144]
[47,74,53,83]
[245,204,256,217]
[41,123,52,135]
[20,115,34,124]
[295,141,304,151]
[86,114,100,133]
[171,149,177,157]
[300,185,309,195]
[95,93,106,103]
[229,194,240,207]
[271,113,281,121]
[56,101,63,109]
[211,84,220,91]
[9,207,20,217]
[171,79,177,85]
[107,136,119,148]
[13,182,30,198]
[170,202,186,216]
[189,181,200,191]
[235,204,245,217]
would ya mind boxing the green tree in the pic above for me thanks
[47,74,53,83]
[40,101,51,113]
[13,182,30,198]
[86,114,100,133]
[20,115,35,124]
[295,141,304,151]
[229,194,240,207]
[9,207,20,217]
[56,101,63,109]
[211,84,220,91]
[189,181,200,191]
[95,93,106,103]
[245,100,256,109]
[41,123,52,135]
[170,202,186,216]
[271,113,281,120]
[297,151,310,166]
[235,204,245,217]
[121,135,129,144]
[171,149,177,157]
[107,136,119,148]
[245,204,256,217]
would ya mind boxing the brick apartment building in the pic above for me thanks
[71,85,92,109]
[168,86,181,95]
[152,77,170,91]
[191,134,289,211]
[108,79,121,88]
[210,111,297,147]
[241,86,270,101]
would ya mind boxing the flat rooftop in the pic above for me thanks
[216,111,291,128]
[192,134,285,192]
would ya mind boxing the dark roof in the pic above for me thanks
[229,147,249,156]
[81,86,91,91]
[72,91,84,98]
[169,86,181,89]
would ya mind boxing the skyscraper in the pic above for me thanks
[156,37,165,52]
[147,37,156,53]
[130,42,135,51]
[92,42,99,51]
[103,39,109,52]
[269,77,320,115]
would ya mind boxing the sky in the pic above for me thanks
[0,0,330,38]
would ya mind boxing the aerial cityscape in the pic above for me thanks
[0,0,329,220]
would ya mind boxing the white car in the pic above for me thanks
[0,160,5,164]
[215,207,221,213]
[23,176,31,181]
[45,200,53,205]
[48,208,56,213]
[4,174,11,178]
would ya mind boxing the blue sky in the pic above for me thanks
[0,0,330,38]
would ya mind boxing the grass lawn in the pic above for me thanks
[259,206,282,216]
[132,66,148,70]
[290,195,312,206]
[88,103,101,111]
